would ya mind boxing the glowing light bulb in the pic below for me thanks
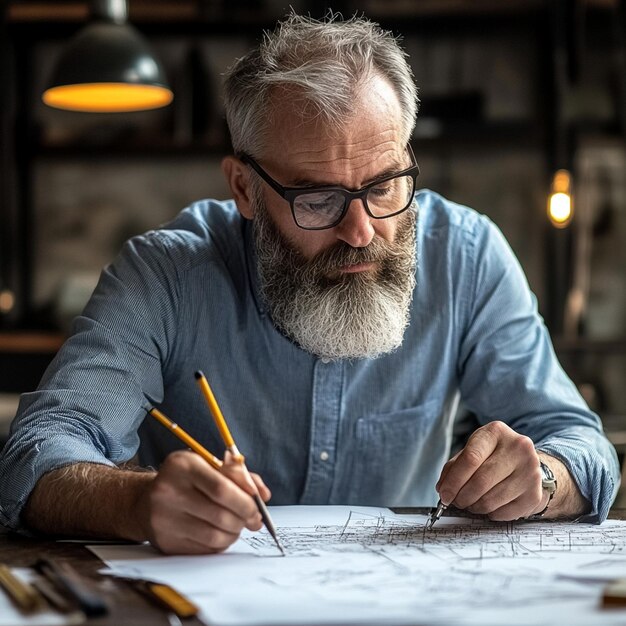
[0,290,15,314]
[548,170,573,228]
[43,83,173,113]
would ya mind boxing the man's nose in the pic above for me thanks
[335,198,375,248]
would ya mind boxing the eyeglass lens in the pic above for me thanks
[293,175,416,229]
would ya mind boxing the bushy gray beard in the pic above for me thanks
[252,196,417,361]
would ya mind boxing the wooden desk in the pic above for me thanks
[0,532,204,626]
[1,508,625,625]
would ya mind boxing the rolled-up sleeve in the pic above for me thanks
[0,232,178,531]
[457,216,620,523]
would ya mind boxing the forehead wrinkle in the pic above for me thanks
[285,142,402,187]
[281,107,401,156]
[297,140,399,165]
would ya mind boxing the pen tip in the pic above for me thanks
[194,371,203,380]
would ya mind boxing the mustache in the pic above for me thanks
[302,230,413,279]
[308,239,388,271]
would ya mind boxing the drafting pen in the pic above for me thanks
[0,563,46,613]
[427,499,448,530]
[34,558,108,617]
[194,370,285,556]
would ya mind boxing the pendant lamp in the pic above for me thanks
[42,0,173,113]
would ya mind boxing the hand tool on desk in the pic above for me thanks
[118,576,199,619]
[0,563,46,613]
[34,558,108,617]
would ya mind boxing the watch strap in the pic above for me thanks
[529,461,557,519]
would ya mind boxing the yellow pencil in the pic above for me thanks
[0,564,46,613]
[194,370,285,555]
[194,372,238,454]
[149,407,223,471]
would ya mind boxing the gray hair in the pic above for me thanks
[223,12,419,158]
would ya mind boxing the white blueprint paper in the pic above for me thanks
[90,506,626,626]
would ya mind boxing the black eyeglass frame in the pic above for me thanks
[239,145,420,231]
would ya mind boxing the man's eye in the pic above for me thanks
[370,184,393,197]
[298,192,339,212]
[305,202,336,215]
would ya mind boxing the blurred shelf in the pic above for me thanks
[7,0,546,23]
[8,1,196,22]
[0,1,568,39]
[577,132,626,149]
[6,0,619,40]
[362,0,618,18]
[414,121,544,150]
[0,331,65,354]
[8,0,619,22]
[6,2,276,38]
[35,139,231,160]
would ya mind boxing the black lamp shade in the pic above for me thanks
[43,22,173,112]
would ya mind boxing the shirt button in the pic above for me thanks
[320,451,330,461]
[321,357,330,364]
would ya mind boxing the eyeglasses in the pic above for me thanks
[239,145,419,231]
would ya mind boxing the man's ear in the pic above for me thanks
[222,156,255,220]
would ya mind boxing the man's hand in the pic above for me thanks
[435,421,589,521]
[138,450,271,554]
[23,453,271,555]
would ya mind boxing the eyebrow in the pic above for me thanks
[284,158,406,190]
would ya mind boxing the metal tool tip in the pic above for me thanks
[273,536,285,555]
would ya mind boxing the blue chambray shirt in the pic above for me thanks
[0,190,620,530]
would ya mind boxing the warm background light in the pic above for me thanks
[42,82,173,113]
[0,290,15,314]
[548,169,573,228]
[40,0,173,114]
[549,192,572,225]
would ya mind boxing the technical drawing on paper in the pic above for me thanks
[243,507,626,560]
[94,506,626,626]
[234,507,626,623]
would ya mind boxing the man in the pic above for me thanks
[0,14,619,554]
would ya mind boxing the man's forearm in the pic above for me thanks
[22,463,156,541]
[537,452,590,519]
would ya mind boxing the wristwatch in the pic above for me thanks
[531,461,557,519]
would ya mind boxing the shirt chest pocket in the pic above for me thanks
[346,399,440,506]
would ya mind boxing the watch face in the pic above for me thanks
[540,462,557,494]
